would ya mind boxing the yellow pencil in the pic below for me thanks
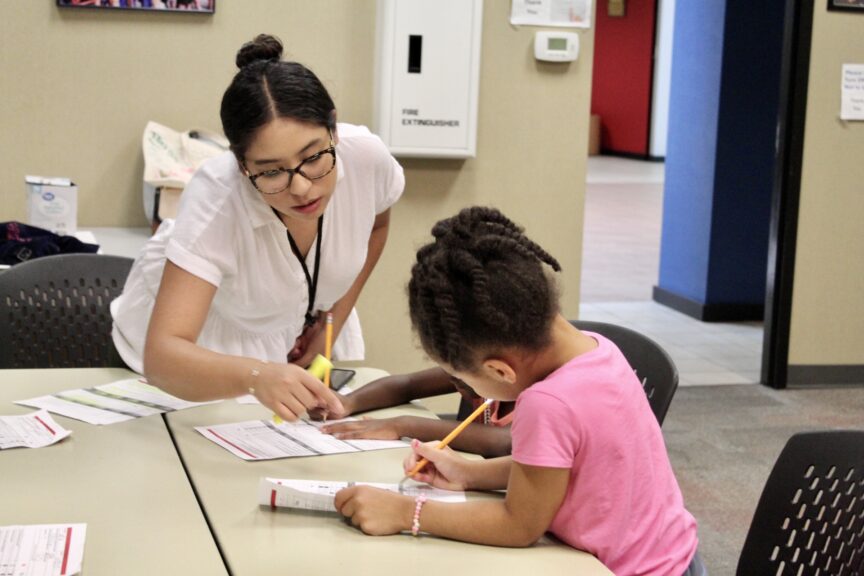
[406,398,493,478]
[323,312,334,388]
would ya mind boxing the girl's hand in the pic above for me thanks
[404,439,474,491]
[320,417,403,440]
[250,362,344,422]
[334,486,414,536]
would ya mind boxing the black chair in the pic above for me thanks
[737,431,864,576]
[456,320,679,426]
[0,253,133,368]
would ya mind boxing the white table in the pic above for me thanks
[0,368,228,576]
[165,368,613,575]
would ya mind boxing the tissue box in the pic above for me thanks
[25,175,78,235]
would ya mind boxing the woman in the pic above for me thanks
[111,34,405,421]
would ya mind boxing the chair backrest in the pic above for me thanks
[0,253,133,369]
[571,320,679,426]
[455,320,679,426]
[737,431,864,576]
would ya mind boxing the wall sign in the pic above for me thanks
[57,0,215,14]
[827,0,864,12]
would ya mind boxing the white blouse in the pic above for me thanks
[111,123,405,373]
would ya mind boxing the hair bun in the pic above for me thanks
[236,34,283,69]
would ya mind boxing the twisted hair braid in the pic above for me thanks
[408,207,562,371]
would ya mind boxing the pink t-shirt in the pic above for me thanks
[511,333,697,575]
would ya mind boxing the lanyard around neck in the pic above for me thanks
[285,215,323,328]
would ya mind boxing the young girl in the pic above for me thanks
[335,207,705,576]
[313,367,514,457]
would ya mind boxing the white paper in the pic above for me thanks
[258,478,465,513]
[510,0,592,28]
[841,64,864,121]
[196,418,408,461]
[0,411,71,450]
[16,379,219,426]
[0,524,86,576]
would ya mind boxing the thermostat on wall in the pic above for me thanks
[534,31,579,62]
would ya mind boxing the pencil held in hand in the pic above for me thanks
[272,354,334,425]
[406,398,493,478]
[323,313,334,388]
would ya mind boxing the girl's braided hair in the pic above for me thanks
[408,207,562,372]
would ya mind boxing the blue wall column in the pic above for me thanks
[654,0,786,321]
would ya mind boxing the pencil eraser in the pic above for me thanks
[307,354,334,380]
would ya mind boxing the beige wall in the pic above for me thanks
[788,5,864,366]
[1,2,592,374]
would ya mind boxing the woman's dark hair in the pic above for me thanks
[408,207,562,372]
[220,34,336,159]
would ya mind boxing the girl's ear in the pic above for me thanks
[482,358,517,385]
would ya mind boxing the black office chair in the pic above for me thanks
[0,253,133,368]
[456,320,679,426]
[737,431,864,576]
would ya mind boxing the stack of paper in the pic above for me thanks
[259,478,465,513]
[16,378,218,426]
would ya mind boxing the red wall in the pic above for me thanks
[591,1,657,156]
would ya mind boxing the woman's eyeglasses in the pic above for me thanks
[243,132,336,195]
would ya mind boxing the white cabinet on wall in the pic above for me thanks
[374,0,483,158]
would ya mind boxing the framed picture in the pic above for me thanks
[827,0,864,12]
[57,0,215,14]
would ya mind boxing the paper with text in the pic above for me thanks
[259,477,465,512]
[196,418,407,461]
[0,523,86,576]
[0,411,71,450]
[841,63,864,121]
[15,378,218,426]
[511,0,592,28]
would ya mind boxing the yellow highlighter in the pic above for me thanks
[273,354,334,424]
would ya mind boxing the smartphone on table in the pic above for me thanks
[329,368,356,392]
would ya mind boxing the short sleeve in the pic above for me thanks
[359,132,404,214]
[163,159,239,288]
[511,390,581,469]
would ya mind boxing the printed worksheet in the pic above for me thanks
[259,477,466,512]
[0,524,86,576]
[16,378,218,426]
[0,411,71,450]
[196,418,408,461]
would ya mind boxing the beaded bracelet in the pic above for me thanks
[411,494,428,536]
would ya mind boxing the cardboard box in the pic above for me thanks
[25,175,77,235]
[588,114,601,156]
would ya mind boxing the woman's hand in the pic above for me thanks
[250,362,344,422]
[404,439,475,491]
[307,392,355,421]
[320,417,404,440]
[334,486,414,536]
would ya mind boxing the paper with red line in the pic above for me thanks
[258,477,465,512]
[0,410,71,449]
[196,418,408,461]
[0,523,86,576]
